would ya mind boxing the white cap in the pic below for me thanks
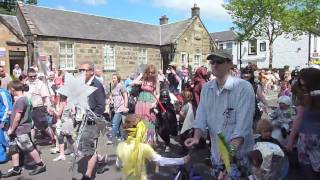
[277,96,292,106]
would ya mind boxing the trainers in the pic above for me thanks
[97,165,109,174]
[29,164,46,175]
[106,140,113,145]
[50,147,60,154]
[2,168,22,178]
[96,155,109,174]
[53,155,66,161]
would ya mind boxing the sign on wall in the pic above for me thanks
[0,47,6,57]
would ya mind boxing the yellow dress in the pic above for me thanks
[117,141,155,180]
[116,121,152,180]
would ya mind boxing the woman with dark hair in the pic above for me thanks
[133,64,160,146]
[286,67,320,179]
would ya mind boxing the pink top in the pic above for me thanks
[141,82,155,93]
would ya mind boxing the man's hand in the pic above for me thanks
[171,69,176,75]
[230,138,243,150]
[7,128,13,136]
[183,155,191,164]
[123,107,129,113]
[184,137,199,148]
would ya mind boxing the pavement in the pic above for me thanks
[0,135,213,180]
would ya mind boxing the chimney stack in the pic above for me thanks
[191,4,200,17]
[159,15,168,25]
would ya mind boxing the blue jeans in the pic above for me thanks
[111,112,124,139]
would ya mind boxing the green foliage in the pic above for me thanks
[284,65,290,70]
[0,0,37,15]
[224,0,320,68]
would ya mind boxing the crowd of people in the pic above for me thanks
[0,51,319,180]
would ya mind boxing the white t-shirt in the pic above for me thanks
[180,102,194,134]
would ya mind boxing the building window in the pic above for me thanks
[138,48,147,64]
[193,54,201,68]
[226,42,233,49]
[260,42,266,52]
[59,43,74,70]
[104,45,116,70]
[181,52,187,66]
[219,43,224,50]
[248,39,257,55]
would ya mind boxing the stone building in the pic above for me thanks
[0,14,27,75]
[0,2,214,78]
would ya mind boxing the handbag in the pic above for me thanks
[130,84,141,97]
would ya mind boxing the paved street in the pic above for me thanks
[0,136,213,180]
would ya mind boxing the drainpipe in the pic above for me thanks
[239,41,242,70]
[308,33,311,65]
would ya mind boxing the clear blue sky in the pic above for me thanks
[38,0,234,33]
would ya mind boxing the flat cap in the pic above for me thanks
[207,51,233,61]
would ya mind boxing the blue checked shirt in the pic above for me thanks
[193,76,255,165]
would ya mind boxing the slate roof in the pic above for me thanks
[18,3,195,46]
[210,30,238,42]
[0,14,24,37]
[160,19,193,45]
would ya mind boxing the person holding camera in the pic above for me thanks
[166,63,181,95]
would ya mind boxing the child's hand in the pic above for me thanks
[183,155,191,164]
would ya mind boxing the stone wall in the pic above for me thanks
[36,37,162,81]
[174,17,214,71]
[0,22,27,73]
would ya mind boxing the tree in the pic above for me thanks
[26,0,37,5]
[0,0,37,15]
[224,0,320,69]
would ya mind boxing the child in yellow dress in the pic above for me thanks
[116,114,190,180]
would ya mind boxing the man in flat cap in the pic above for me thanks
[185,52,255,178]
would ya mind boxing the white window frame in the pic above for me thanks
[260,42,266,52]
[104,45,116,70]
[181,52,187,66]
[193,54,201,68]
[138,48,147,64]
[59,42,75,70]
[219,43,224,50]
[226,42,233,49]
[248,39,257,55]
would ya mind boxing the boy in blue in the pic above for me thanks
[0,79,13,163]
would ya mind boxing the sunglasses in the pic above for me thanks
[209,59,226,65]
[79,69,89,72]
[28,75,37,78]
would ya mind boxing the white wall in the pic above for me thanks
[216,41,239,65]
[239,34,310,70]
[311,34,320,60]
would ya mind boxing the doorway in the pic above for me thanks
[9,51,25,77]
